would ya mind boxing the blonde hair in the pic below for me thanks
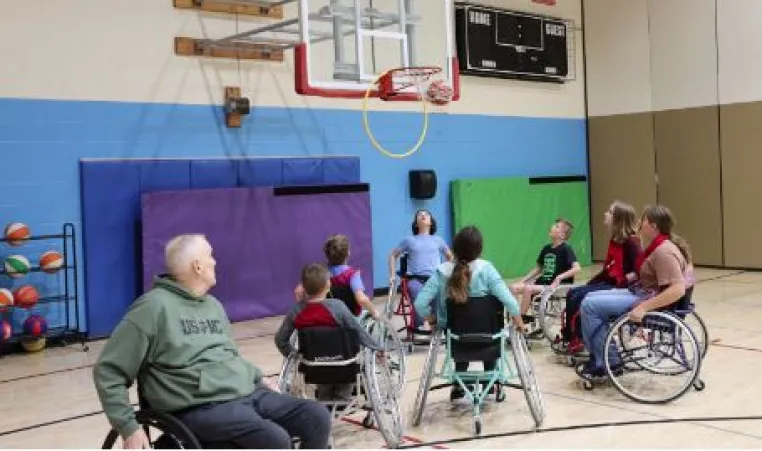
[609,201,638,243]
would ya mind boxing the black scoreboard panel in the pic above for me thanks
[454,2,569,83]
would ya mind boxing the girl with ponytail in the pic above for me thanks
[413,225,526,401]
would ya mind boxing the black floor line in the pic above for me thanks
[397,415,762,449]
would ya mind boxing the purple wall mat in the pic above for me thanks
[140,186,373,322]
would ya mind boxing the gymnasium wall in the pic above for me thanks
[584,0,762,269]
[0,0,586,333]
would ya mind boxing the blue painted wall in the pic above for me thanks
[0,97,587,332]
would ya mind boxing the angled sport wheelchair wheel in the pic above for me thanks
[683,309,709,359]
[411,329,442,427]
[510,325,546,428]
[364,349,404,449]
[604,311,702,404]
[102,410,202,449]
[277,352,302,397]
[538,287,567,343]
[365,317,406,395]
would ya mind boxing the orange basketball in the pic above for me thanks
[4,222,30,246]
[14,285,39,309]
[425,80,454,106]
[39,250,63,273]
[0,288,13,312]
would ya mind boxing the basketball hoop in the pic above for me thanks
[362,66,453,159]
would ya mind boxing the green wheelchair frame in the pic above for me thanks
[411,320,545,435]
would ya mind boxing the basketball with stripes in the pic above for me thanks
[39,250,63,273]
[4,222,30,246]
[4,254,31,278]
[0,288,13,312]
[23,314,48,337]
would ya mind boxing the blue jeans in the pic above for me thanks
[580,288,640,369]
[406,278,425,328]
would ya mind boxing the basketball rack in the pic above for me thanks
[183,0,459,101]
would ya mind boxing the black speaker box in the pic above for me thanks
[409,170,437,199]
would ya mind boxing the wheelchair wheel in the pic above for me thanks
[364,349,403,449]
[604,311,701,404]
[538,287,566,343]
[102,410,202,449]
[683,309,709,359]
[277,352,301,396]
[365,317,406,395]
[510,325,545,428]
[411,329,441,427]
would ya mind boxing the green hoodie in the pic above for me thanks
[93,275,263,439]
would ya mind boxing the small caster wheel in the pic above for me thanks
[362,413,374,429]
[474,418,482,435]
[566,356,575,367]
[582,380,594,391]
[495,386,505,403]
[407,344,415,353]
[694,379,705,391]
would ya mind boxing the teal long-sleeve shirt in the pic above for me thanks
[413,259,520,326]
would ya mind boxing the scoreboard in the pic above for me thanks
[454,2,570,83]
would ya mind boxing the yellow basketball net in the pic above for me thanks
[362,67,446,159]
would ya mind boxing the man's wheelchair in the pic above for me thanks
[277,319,404,448]
[101,387,299,449]
[410,295,545,436]
[575,286,708,404]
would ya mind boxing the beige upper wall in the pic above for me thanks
[648,0,718,112]
[583,0,652,117]
[717,0,762,105]
[0,0,584,119]
[586,0,762,114]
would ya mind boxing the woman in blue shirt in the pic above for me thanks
[414,225,525,400]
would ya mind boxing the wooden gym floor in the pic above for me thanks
[1,266,762,448]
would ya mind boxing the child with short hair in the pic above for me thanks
[294,234,378,318]
[510,218,581,325]
[276,263,382,402]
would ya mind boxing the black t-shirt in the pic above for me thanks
[535,242,577,285]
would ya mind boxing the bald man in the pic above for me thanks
[93,234,331,449]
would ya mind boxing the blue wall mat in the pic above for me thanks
[238,159,284,187]
[140,160,191,192]
[283,158,324,185]
[80,160,142,339]
[190,160,239,189]
[323,158,361,184]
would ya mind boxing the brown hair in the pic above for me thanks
[609,201,638,243]
[447,226,483,304]
[323,234,350,266]
[642,204,693,264]
[556,218,574,240]
[301,263,330,296]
